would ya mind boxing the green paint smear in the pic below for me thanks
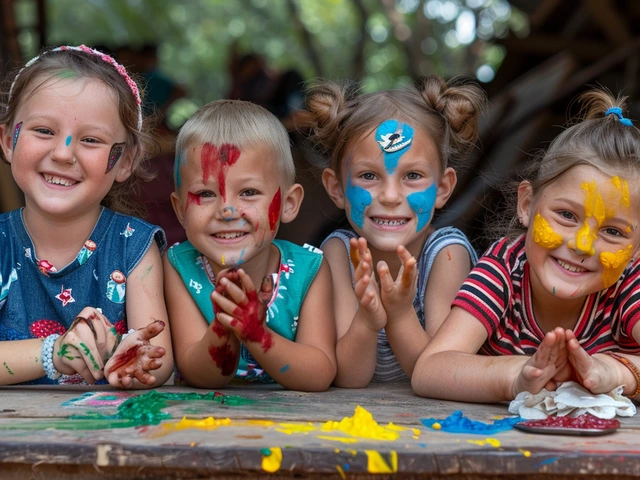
[57,343,76,361]
[3,362,14,375]
[0,390,255,431]
[79,342,101,370]
[109,327,117,336]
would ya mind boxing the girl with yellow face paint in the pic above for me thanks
[413,88,640,405]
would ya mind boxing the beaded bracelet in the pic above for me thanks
[122,329,135,340]
[41,334,61,380]
[604,352,640,399]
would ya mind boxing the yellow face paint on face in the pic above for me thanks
[600,244,634,288]
[532,214,563,249]
[612,176,630,208]
[575,181,606,256]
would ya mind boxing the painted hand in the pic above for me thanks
[52,307,119,384]
[512,327,567,398]
[211,268,274,352]
[566,329,619,394]
[104,319,166,388]
[378,244,418,321]
[351,237,387,332]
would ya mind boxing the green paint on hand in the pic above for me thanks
[57,343,76,361]
[3,362,14,375]
[109,327,117,336]
[79,342,101,370]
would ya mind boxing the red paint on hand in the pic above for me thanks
[108,345,141,373]
[208,343,237,376]
[211,320,229,338]
[231,290,273,352]
[268,188,282,233]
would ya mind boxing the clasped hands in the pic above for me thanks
[52,307,166,388]
[514,327,630,397]
[350,237,418,333]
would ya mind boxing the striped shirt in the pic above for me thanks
[323,227,478,382]
[453,235,640,356]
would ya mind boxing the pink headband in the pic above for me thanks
[8,45,142,130]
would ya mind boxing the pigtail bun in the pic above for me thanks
[419,75,487,164]
[294,81,357,155]
[577,88,628,122]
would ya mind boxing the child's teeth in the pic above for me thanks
[215,232,245,239]
[374,218,406,226]
[557,259,586,273]
[44,174,74,186]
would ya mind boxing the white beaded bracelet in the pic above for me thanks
[41,334,61,380]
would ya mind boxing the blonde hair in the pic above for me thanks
[503,88,640,238]
[174,100,294,189]
[295,75,486,178]
[0,46,155,216]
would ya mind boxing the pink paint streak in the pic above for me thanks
[208,343,237,376]
[200,143,241,201]
[268,188,282,233]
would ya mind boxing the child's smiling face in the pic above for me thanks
[332,122,455,256]
[172,142,286,270]
[519,164,640,301]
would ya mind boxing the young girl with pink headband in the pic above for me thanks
[0,45,173,387]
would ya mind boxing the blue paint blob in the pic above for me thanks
[222,206,235,221]
[375,120,414,174]
[173,151,183,189]
[12,122,22,150]
[407,183,437,231]
[420,410,522,435]
[345,176,372,229]
[65,135,72,146]
[343,464,350,471]
[280,364,290,373]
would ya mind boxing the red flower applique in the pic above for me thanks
[30,319,66,338]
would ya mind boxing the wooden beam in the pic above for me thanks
[502,34,609,60]
[585,0,632,46]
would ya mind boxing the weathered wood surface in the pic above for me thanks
[1,383,640,479]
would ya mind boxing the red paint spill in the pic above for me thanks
[520,415,619,430]
[200,143,241,201]
[108,345,141,373]
[268,188,282,233]
[185,192,200,211]
[230,290,273,352]
[211,320,228,338]
[208,343,237,376]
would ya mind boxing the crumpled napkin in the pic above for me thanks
[508,381,636,419]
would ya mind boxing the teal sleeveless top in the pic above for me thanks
[167,240,323,383]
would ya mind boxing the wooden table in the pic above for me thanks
[1,383,640,479]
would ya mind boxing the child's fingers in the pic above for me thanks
[377,261,395,294]
[214,311,237,329]
[133,319,166,342]
[354,274,371,299]
[349,239,361,270]
[534,331,555,368]
[238,269,258,295]
[399,256,417,290]
[219,277,249,305]
[211,291,240,315]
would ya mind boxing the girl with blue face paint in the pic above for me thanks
[297,76,486,387]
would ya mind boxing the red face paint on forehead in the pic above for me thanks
[200,143,241,201]
[185,192,200,211]
[268,188,282,233]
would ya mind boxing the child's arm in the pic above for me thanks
[0,339,53,384]
[323,237,386,387]
[381,244,470,377]
[213,265,337,391]
[119,243,173,388]
[163,254,240,388]
[411,306,567,402]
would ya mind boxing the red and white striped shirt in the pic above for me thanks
[452,235,640,356]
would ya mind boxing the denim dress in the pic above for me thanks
[0,207,166,384]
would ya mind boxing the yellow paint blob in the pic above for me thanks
[261,447,282,473]
[612,176,630,208]
[467,438,500,448]
[600,245,634,288]
[365,450,398,473]
[576,181,606,256]
[532,214,563,249]
[320,406,400,441]
[317,435,359,444]
[221,255,225,265]
[432,422,441,430]
[336,465,346,480]
[275,422,316,435]
[518,448,532,457]
[161,416,232,433]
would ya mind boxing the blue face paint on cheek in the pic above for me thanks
[345,176,372,229]
[375,120,414,174]
[12,122,22,150]
[407,183,438,231]
[65,135,72,147]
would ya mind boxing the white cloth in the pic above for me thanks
[508,381,636,419]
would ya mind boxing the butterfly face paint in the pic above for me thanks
[407,183,438,231]
[105,142,125,173]
[375,120,414,174]
[12,122,22,150]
